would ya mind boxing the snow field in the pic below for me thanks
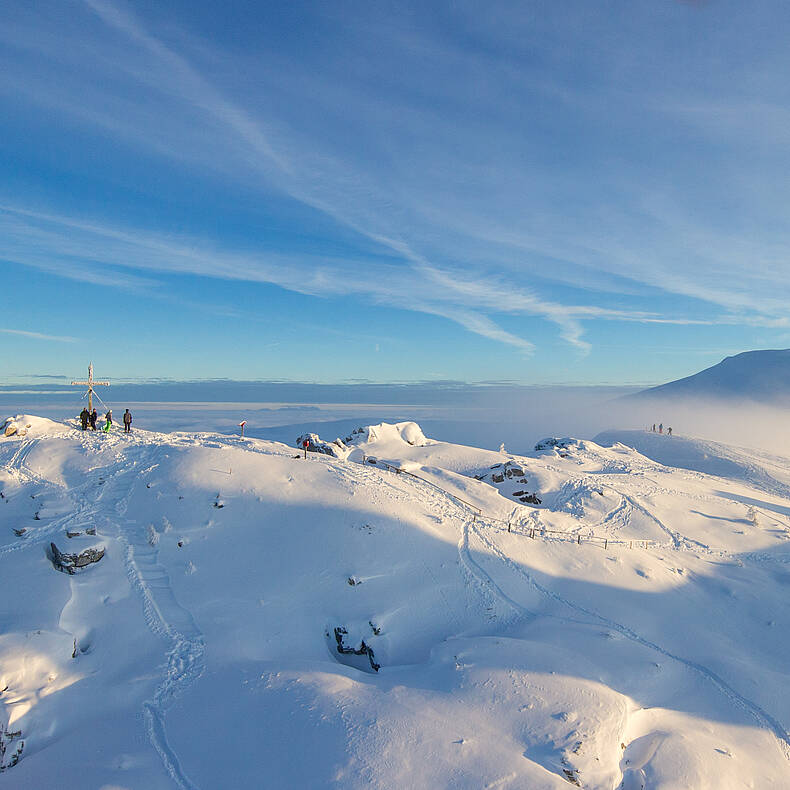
[0,416,789,787]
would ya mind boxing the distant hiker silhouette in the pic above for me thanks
[659,423,663,434]
[123,409,132,433]
[80,408,89,431]
[103,410,112,432]
[668,426,672,436]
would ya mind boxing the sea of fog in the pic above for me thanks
[2,382,788,456]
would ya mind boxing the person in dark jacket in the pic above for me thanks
[123,409,132,433]
[90,409,98,430]
[80,408,89,431]
[103,410,112,432]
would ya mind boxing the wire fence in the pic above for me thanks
[362,454,655,550]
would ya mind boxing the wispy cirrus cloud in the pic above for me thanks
[2,0,790,359]
[0,328,78,343]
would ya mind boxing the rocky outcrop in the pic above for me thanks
[476,461,542,505]
[534,437,577,453]
[333,625,380,672]
[49,542,105,574]
[296,433,347,458]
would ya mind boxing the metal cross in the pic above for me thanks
[71,362,110,413]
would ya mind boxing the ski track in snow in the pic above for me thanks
[466,519,790,763]
[5,423,790,783]
[1,433,204,789]
[336,448,790,765]
[101,443,204,790]
[0,438,106,558]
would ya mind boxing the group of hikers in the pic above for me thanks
[79,407,133,433]
[651,423,672,436]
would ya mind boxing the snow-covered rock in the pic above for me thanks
[475,460,542,504]
[295,432,347,458]
[2,414,62,438]
[534,436,579,453]
[342,420,429,448]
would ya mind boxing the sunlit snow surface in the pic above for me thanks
[1,416,789,788]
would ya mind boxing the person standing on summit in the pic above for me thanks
[123,409,132,433]
[103,409,113,432]
[80,408,89,431]
[90,408,98,431]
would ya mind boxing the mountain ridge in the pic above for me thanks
[633,348,790,402]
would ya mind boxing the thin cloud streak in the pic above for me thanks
[69,3,720,338]
[2,0,789,356]
[2,202,741,357]
[0,328,78,343]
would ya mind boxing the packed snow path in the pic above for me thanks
[1,417,789,788]
[1,428,205,787]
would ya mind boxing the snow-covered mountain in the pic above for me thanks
[633,348,790,403]
[2,416,790,788]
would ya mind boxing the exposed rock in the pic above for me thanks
[0,726,24,771]
[342,427,367,444]
[49,542,105,574]
[534,437,577,452]
[333,626,380,672]
[1,418,31,438]
[477,462,542,505]
[296,433,346,458]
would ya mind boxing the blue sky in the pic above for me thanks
[2,0,790,386]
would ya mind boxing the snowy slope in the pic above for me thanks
[632,348,790,403]
[1,417,790,788]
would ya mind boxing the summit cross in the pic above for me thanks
[71,362,110,413]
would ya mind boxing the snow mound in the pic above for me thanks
[343,420,429,448]
[534,436,580,453]
[1,414,65,438]
[295,422,429,460]
[594,429,786,485]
